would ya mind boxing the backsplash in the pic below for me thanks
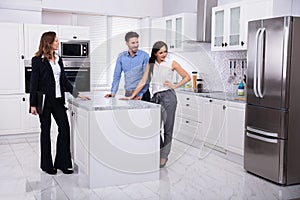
[170,42,247,94]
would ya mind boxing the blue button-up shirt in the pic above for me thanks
[111,49,149,97]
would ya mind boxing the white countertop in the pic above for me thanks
[177,89,246,104]
[67,91,160,111]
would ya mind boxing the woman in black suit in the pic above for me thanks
[30,31,90,175]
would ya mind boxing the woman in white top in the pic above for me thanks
[123,41,190,168]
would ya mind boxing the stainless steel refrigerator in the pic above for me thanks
[244,16,300,185]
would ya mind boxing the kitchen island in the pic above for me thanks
[67,91,161,188]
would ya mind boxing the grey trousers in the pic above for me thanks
[151,89,177,159]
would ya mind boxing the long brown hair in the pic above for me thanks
[35,31,56,61]
[149,41,168,75]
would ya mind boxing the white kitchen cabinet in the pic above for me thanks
[211,0,272,51]
[0,23,25,94]
[0,94,41,135]
[225,101,246,156]
[68,95,160,188]
[164,13,197,51]
[174,92,203,147]
[0,95,26,135]
[58,25,89,40]
[202,98,226,151]
[24,94,40,133]
[24,24,58,60]
[68,105,90,174]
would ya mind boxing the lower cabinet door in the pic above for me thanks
[174,116,202,147]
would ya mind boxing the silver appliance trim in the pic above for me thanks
[247,126,278,138]
[253,28,261,98]
[64,69,89,72]
[282,18,290,108]
[279,138,285,184]
[196,0,217,42]
[257,28,265,98]
[246,132,278,143]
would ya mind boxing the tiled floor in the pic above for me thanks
[0,133,300,200]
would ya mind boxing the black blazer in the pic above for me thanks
[30,56,78,108]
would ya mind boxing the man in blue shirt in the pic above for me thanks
[105,31,150,101]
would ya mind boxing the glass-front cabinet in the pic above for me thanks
[211,0,273,51]
[229,7,241,46]
[164,13,196,51]
[213,10,225,48]
[212,3,243,51]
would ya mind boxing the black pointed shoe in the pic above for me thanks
[42,168,57,175]
[58,168,74,174]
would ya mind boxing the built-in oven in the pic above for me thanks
[25,61,90,93]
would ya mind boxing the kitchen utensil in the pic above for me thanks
[233,60,238,84]
[227,61,235,83]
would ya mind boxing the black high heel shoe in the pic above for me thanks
[58,168,74,174]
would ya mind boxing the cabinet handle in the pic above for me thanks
[21,55,24,59]
[170,45,174,48]
[186,120,189,124]
[223,105,226,110]
[241,41,245,46]
[73,36,77,39]
[22,97,25,102]
[221,43,225,47]
[71,111,75,116]
[186,97,190,100]
[224,42,228,47]
[186,104,189,107]
[209,99,213,103]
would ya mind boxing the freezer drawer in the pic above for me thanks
[244,131,286,184]
[246,104,288,139]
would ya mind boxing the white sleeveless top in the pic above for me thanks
[151,57,174,94]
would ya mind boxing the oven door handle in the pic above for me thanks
[64,69,89,72]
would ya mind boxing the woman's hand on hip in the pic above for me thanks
[163,81,175,89]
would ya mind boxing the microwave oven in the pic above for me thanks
[59,40,89,59]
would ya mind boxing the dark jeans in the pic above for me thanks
[151,89,177,159]
[141,89,151,102]
[125,89,151,102]
[39,98,72,171]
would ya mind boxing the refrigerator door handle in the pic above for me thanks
[246,132,278,144]
[247,126,278,137]
[253,28,262,98]
[257,28,265,98]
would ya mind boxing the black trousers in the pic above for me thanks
[39,98,72,171]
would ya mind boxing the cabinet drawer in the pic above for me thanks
[176,92,204,122]
[174,116,202,146]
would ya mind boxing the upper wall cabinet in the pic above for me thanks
[58,25,90,40]
[24,24,58,60]
[211,0,273,51]
[150,13,196,51]
[164,13,197,51]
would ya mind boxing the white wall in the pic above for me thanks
[163,0,197,16]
